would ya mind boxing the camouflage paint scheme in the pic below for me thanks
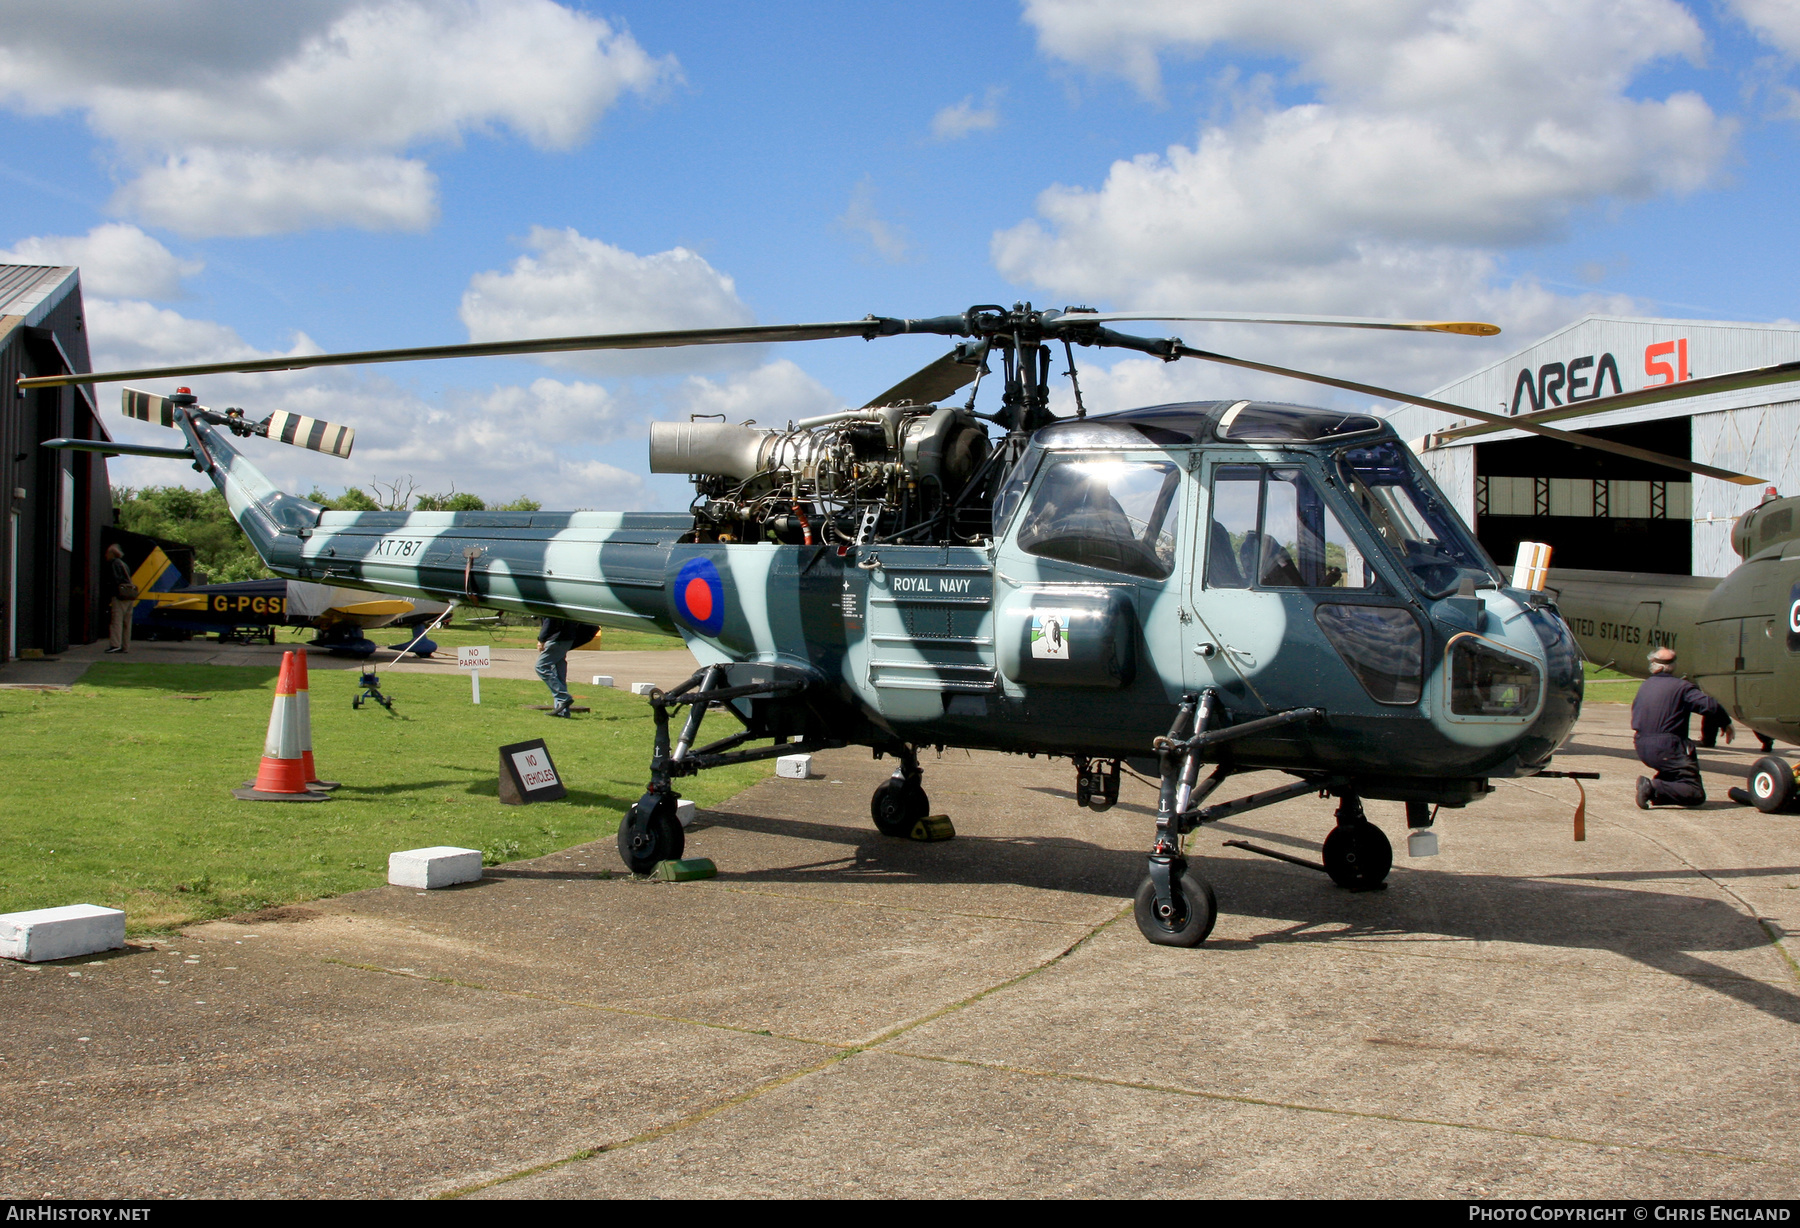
[181,400,1582,807]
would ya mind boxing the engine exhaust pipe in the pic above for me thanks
[649,421,771,479]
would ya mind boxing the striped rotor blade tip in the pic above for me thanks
[121,388,177,427]
[265,410,355,459]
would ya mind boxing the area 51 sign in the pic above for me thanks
[1510,338,1691,415]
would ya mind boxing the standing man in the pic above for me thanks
[535,616,599,717]
[105,544,136,654]
[1632,646,1731,808]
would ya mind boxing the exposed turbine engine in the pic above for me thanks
[650,403,993,545]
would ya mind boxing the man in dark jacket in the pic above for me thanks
[1631,646,1731,808]
[536,617,599,717]
[106,544,135,653]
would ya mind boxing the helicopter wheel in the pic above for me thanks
[1322,821,1392,890]
[871,778,930,837]
[1747,756,1795,814]
[618,792,685,875]
[1133,868,1218,947]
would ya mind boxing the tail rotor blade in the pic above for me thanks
[262,411,355,459]
[121,387,180,427]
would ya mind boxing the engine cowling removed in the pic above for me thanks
[649,404,992,545]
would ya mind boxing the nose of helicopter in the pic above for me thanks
[1511,603,1585,771]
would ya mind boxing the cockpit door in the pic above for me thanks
[1186,455,1426,717]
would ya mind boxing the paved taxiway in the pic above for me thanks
[3,704,1797,1198]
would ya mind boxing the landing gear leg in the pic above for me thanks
[1134,693,1218,947]
[1321,793,1392,890]
[871,745,930,837]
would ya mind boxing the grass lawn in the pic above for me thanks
[0,662,767,933]
[1583,661,1643,705]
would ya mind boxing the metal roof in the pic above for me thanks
[0,263,78,327]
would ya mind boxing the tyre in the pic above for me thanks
[618,792,685,874]
[871,779,929,837]
[1322,822,1392,889]
[1747,756,1795,814]
[1134,868,1218,947]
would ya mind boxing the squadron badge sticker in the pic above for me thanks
[1031,610,1072,660]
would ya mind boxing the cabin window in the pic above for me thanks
[1206,465,1375,590]
[1016,454,1181,580]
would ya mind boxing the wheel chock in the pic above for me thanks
[653,857,718,882]
[908,815,955,842]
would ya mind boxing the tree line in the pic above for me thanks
[114,481,543,583]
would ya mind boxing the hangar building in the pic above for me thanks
[1388,315,1800,579]
[0,264,114,662]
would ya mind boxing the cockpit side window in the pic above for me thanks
[1207,465,1376,590]
[1016,453,1181,580]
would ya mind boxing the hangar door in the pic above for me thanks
[1474,418,1691,576]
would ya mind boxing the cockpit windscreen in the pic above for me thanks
[1338,441,1496,596]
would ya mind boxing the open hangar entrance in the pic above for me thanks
[1473,417,1693,576]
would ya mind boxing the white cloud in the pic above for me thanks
[670,359,841,425]
[930,88,1003,140]
[116,151,438,237]
[0,0,675,236]
[1006,0,1724,299]
[1731,0,1800,56]
[0,223,200,299]
[460,227,758,375]
[348,378,646,509]
[1001,0,1729,400]
[838,176,909,263]
[86,298,319,375]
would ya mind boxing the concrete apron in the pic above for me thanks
[4,704,1798,1199]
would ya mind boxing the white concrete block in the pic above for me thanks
[631,682,657,696]
[0,904,126,962]
[388,846,483,889]
[775,753,813,780]
[676,798,697,828]
[590,675,614,688]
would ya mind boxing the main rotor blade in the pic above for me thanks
[1426,356,1800,445]
[1171,343,1765,485]
[16,320,881,391]
[1052,311,1501,337]
[862,350,979,408]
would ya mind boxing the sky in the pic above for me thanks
[2,0,1797,511]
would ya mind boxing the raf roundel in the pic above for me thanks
[675,557,725,636]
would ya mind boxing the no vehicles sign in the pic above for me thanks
[499,738,566,804]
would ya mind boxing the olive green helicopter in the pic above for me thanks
[31,304,1798,945]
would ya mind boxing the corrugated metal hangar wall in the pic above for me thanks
[0,264,113,662]
[1388,316,1800,579]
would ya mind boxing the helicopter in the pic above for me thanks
[30,302,1796,946]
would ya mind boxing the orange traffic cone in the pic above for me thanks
[292,650,339,790]
[233,651,330,803]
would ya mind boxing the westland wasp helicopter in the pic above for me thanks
[30,303,1795,946]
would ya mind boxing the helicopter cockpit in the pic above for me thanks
[997,400,1499,609]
